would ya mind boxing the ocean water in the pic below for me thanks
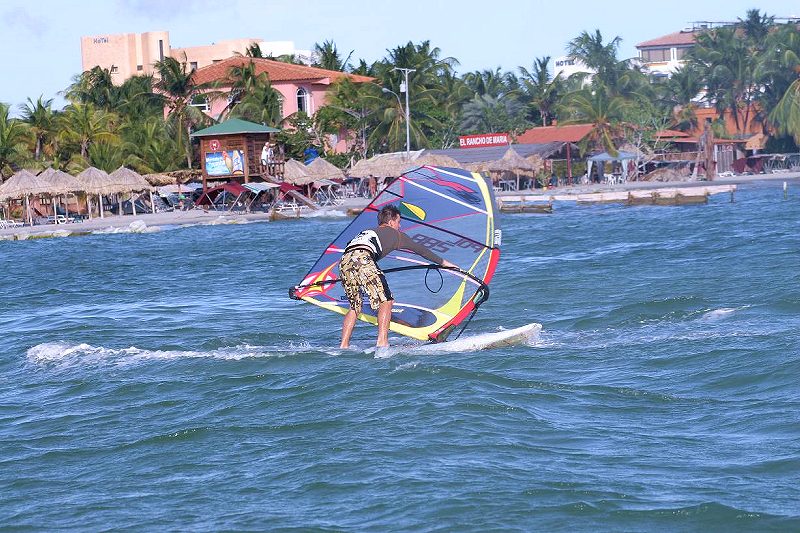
[1,182,799,531]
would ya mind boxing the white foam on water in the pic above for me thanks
[91,221,162,234]
[699,305,749,322]
[26,340,314,367]
[371,323,543,358]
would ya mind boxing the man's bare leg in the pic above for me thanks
[341,310,357,348]
[377,300,393,347]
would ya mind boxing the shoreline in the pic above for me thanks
[2,173,797,241]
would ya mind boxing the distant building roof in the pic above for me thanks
[637,31,699,49]
[426,142,568,164]
[516,124,594,144]
[191,118,280,138]
[192,56,374,86]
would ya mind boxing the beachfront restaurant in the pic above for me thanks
[190,118,282,191]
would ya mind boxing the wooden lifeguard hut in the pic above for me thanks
[190,118,283,191]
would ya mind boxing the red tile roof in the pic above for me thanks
[637,31,699,49]
[192,56,374,86]
[656,129,690,138]
[516,124,594,144]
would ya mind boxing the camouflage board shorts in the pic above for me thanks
[339,248,393,315]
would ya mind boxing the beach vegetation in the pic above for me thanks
[4,8,800,180]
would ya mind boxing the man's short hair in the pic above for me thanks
[378,204,401,225]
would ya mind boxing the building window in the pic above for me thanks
[642,48,670,62]
[675,47,690,60]
[190,95,209,112]
[137,65,143,71]
[158,39,164,61]
[190,61,198,71]
[110,65,119,73]
[297,87,309,113]
[212,59,221,63]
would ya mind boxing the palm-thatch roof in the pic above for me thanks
[37,167,57,180]
[349,150,463,177]
[143,173,177,186]
[483,147,538,174]
[282,159,315,185]
[40,170,83,195]
[0,169,52,200]
[109,166,153,191]
[76,166,124,195]
[306,157,345,181]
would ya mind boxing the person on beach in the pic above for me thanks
[339,204,457,348]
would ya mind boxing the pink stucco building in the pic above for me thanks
[80,31,373,152]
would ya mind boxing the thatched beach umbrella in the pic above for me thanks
[109,166,154,216]
[486,147,538,190]
[40,170,82,221]
[76,166,117,219]
[282,159,315,186]
[413,153,462,169]
[143,173,176,186]
[0,169,52,225]
[348,157,376,177]
[306,157,345,181]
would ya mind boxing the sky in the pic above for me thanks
[1,0,798,114]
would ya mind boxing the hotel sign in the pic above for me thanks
[458,133,509,148]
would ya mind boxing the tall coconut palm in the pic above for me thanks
[369,41,457,151]
[688,25,761,134]
[519,57,564,126]
[0,102,30,175]
[19,96,55,160]
[57,102,119,159]
[313,40,353,72]
[460,93,528,135]
[559,87,629,155]
[770,78,800,145]
[153,55,213,168]
[463,68,514,98]
[64,66,119,108]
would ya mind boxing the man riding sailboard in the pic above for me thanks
[289,165,505,348]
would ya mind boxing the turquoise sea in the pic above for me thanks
[1,182,799,531]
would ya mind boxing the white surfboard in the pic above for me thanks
[373,323,542,358]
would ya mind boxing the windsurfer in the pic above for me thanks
[339,204,457,348]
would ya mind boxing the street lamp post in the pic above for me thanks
[384,67,415,160]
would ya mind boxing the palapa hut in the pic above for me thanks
[306,157,345,182]
[480,147,539,191]
[76,166,127,219]
[282,159,315,186]
[143,173,176,187]
[0,170,52,225]
[109,167,155,215]
[39,170,83,221]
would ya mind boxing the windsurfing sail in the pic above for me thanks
[289,165,501,342]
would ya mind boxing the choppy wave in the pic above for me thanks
[26,340,319,367]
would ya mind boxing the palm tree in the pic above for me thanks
[687,22,764,134]
[64,66,119,108]
[559,87,629,155]
[368,41,458,151]
[463,68,513,98]
[19,96,55,160]
[0,102,30,175]
[57,102,119,159]
[770,78,800,145]
[313,40,353,71]
[460,93,528,135]
[519,57,563,126]
[153,55,213,168]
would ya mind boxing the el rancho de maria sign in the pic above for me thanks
[458,132,509,148]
